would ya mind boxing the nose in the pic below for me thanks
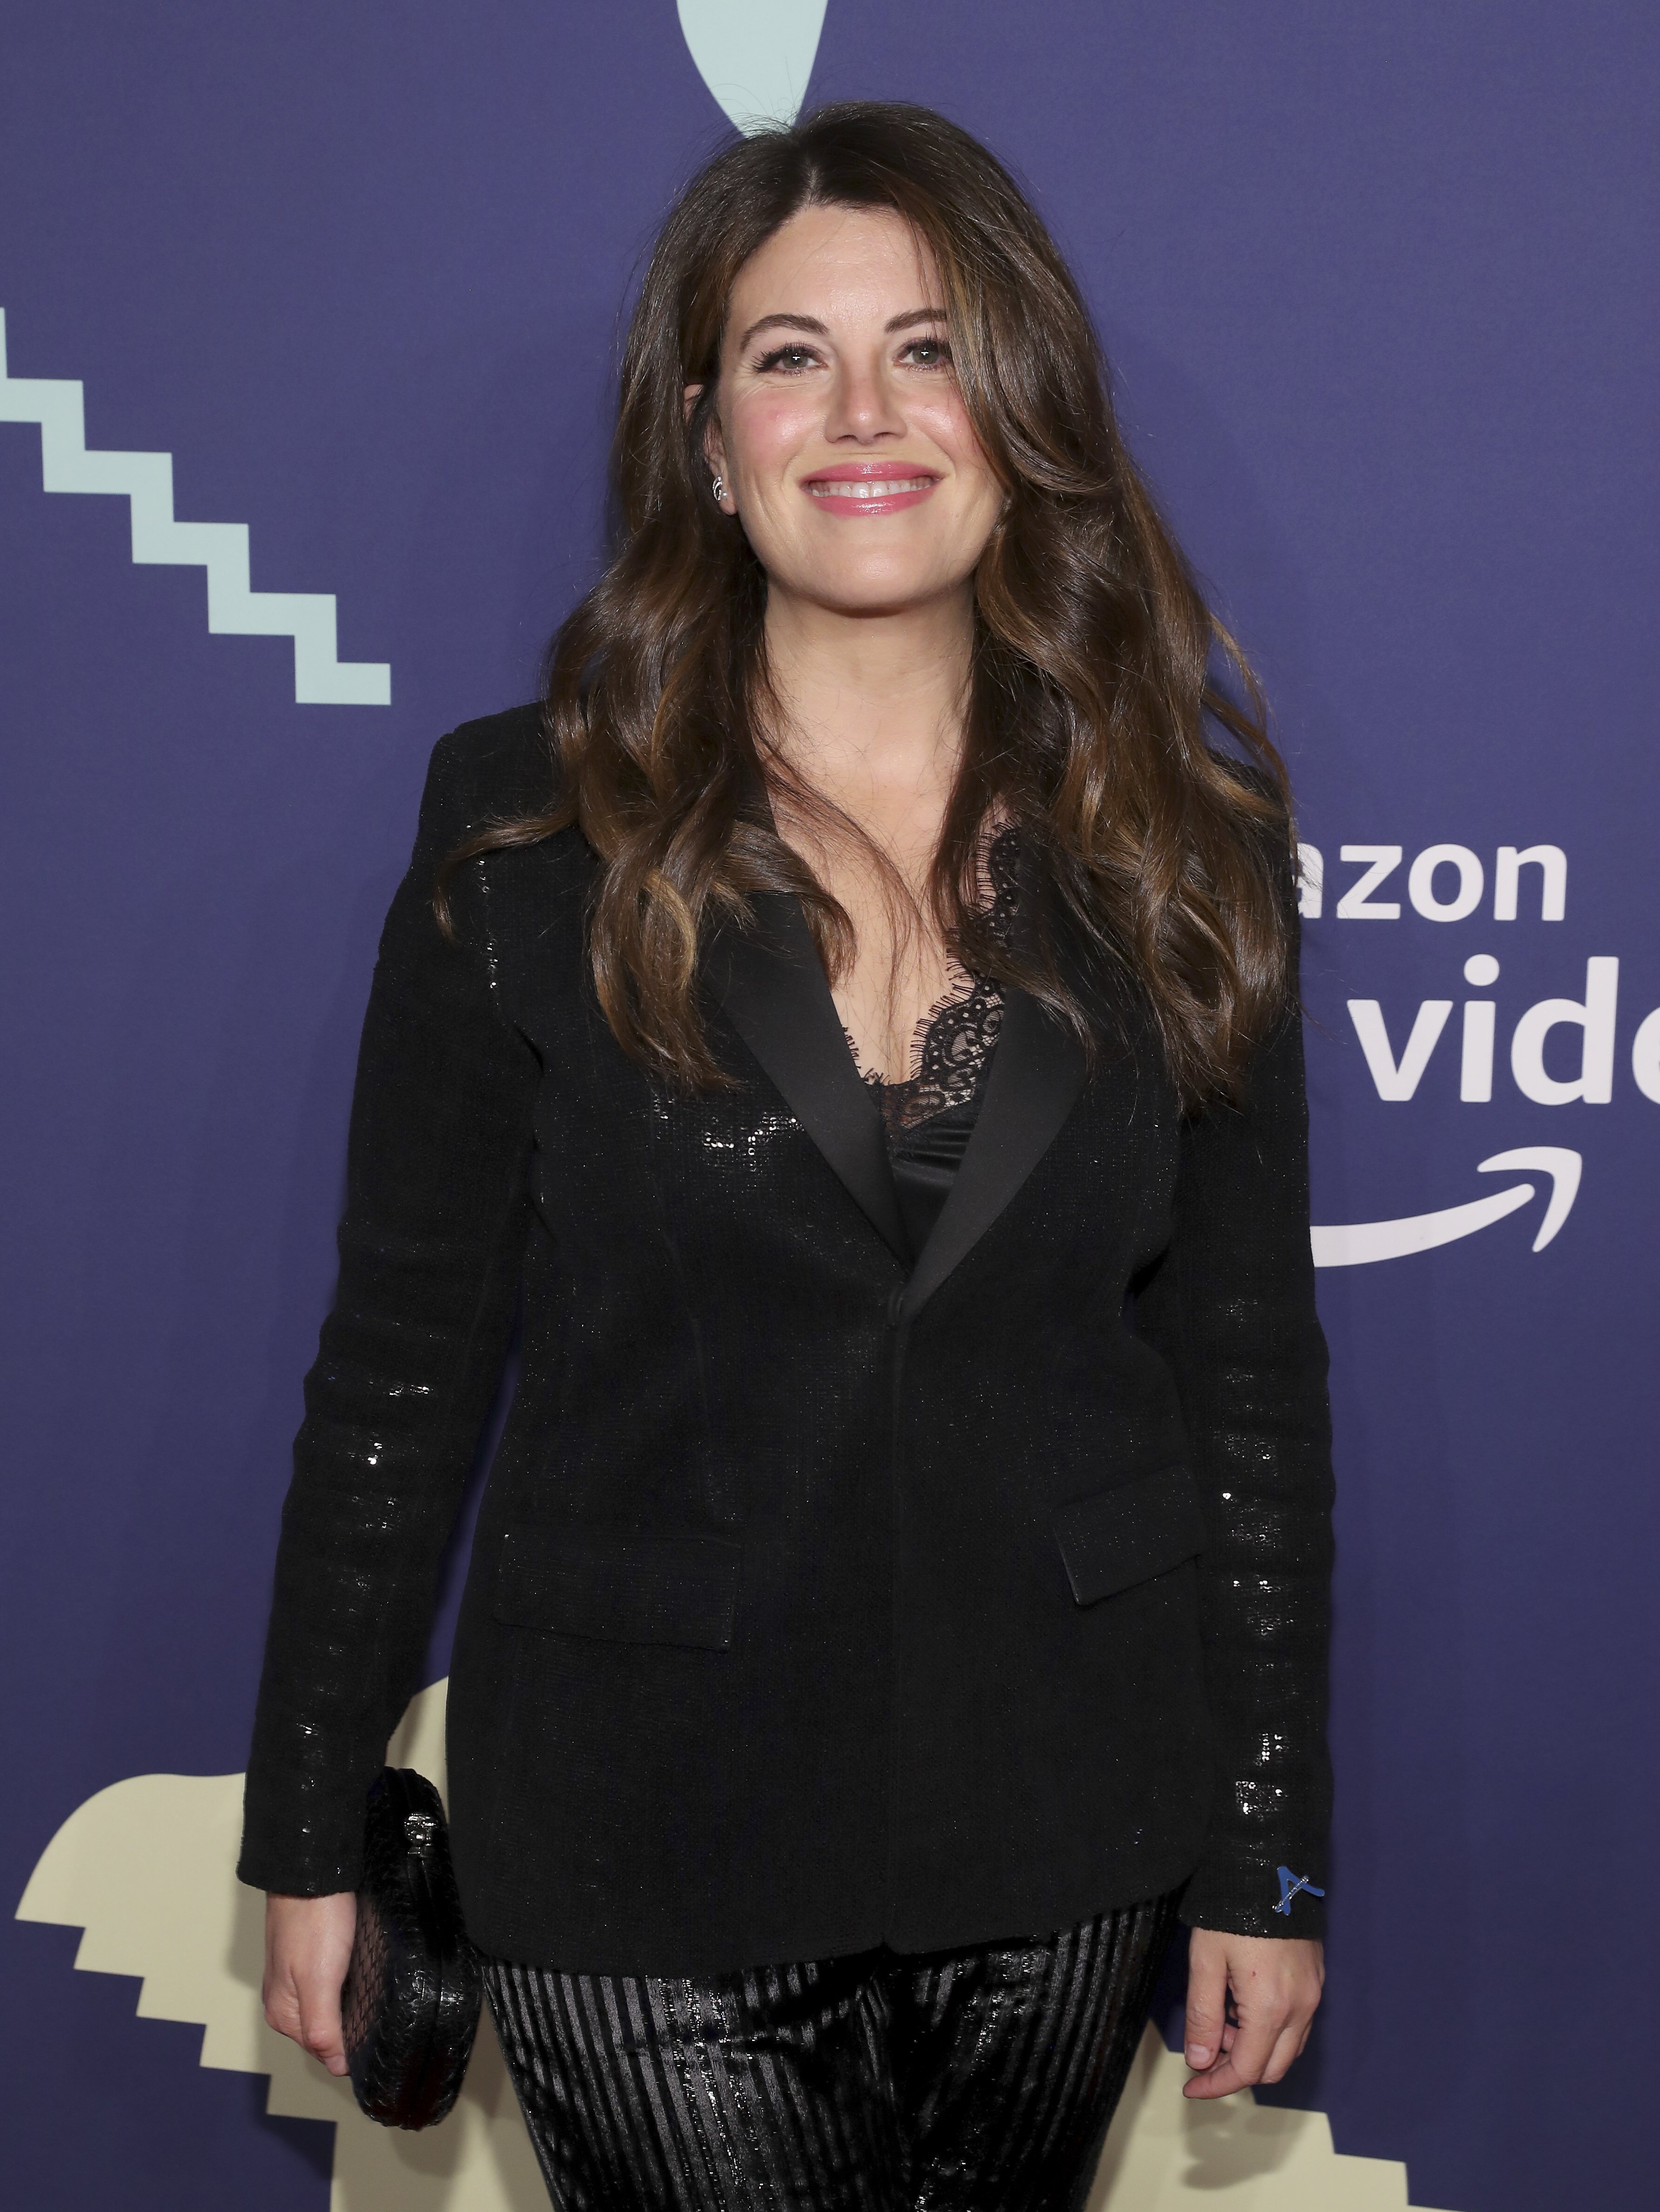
[823,351,905,444]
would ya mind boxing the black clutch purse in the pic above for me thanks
[340,1767,484,2129]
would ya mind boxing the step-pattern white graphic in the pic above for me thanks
[18,1677,1454,2211]
[0,307,390,705]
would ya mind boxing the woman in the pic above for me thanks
[241,102,1332,2212]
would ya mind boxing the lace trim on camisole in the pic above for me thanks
[844,827,1021,1139]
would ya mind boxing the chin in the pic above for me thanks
[803,562,970,617]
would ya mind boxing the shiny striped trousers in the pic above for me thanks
[483,1892,1180,2212]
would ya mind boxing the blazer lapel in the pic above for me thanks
[896,849,1096,1322]
[895,979,1087,1322]
[707,894,911,1264]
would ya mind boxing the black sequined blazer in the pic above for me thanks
[238,702,1334,1973]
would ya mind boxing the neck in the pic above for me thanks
[760,584,974,819]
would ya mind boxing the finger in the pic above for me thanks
[261,1951,308,2045]
[1228,2003,1283,2087]
[1182,2051,1263,2099]
[263,1984,305,2042]
[298,1977,349,2075]
[1184,1945,1229,2072]
[1186,2004,1281,2100]
[1259,2014,1313,2085]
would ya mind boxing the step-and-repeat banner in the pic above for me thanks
[4,8,1653,2210]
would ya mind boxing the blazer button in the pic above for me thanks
[886,1287,906,1327]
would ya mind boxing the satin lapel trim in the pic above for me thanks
[708,895,911,1264]
[895,983,1086,1321]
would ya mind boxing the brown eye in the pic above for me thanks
[755,344,817,374]
[902,337,952,368]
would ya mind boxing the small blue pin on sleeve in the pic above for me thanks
[1274,1865,1325,1915]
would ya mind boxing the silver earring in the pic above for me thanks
[711,475,724,506]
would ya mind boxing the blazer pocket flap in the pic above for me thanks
[1053,1464,1207,1605]
[494,1525,741,1649]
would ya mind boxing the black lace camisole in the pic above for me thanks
[844,827,1020,1259]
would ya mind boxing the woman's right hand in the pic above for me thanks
[263,1890,357,2075]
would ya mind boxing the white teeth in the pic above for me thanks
[807,477,933,500]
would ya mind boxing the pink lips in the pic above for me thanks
[800,462,941,517]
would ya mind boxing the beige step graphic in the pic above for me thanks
[19,1679,1453,2211]
[1090,2024,1451,2210]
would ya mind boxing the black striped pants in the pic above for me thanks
[483,1891,1179,2212]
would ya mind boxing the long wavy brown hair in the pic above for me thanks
[441,101,1295,1109]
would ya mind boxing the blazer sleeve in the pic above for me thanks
[238,729,540,1897]
[1133,828,1335,1939]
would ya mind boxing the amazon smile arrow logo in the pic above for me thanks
[1310,1147,1581,1267]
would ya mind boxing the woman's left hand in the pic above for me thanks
[1181,1927,1324,2099]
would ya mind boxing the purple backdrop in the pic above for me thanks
[3,7,1656,2209]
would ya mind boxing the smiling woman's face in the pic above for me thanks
[700,203,1005,620]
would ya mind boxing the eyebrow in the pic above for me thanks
[734,306,949,351]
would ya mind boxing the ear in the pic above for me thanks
[686,384,732,507]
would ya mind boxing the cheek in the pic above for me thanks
[919,399,1001,524]
[727,391,815,483]
[917,387,986,467]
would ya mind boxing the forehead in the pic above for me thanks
[725,205,940,337]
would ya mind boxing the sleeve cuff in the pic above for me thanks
[1178,1853,1329,1940]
